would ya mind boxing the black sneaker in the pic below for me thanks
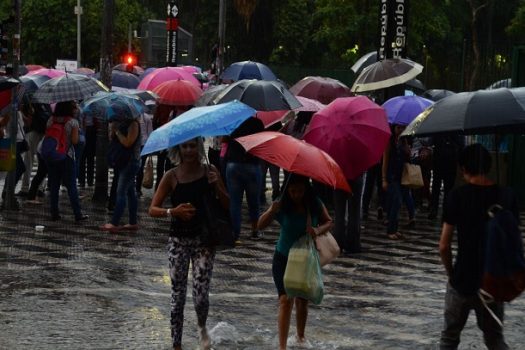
[377,207,384,221]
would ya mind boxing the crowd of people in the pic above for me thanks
[0,80,519,350]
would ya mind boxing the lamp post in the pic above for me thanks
[75,0,82,68]
[217,0,226,77]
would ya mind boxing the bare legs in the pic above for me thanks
[278,295,308,350]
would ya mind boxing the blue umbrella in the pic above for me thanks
[81,91,145,121]
[141,100,256,156]
[382,95,433,126]
[220,61,277,81]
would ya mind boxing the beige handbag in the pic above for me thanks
[307,210,340,266]
[401,163,424,189]
[142,156,154,189]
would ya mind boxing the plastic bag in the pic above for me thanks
[284,235,324,305]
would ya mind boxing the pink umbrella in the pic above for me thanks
[180,65,202,73]
[137,67,200,90]
[26,68,66,79]
[303,96,391,180]
[290,76,353,105]
[26,64,45,72]
[295,96,326,112]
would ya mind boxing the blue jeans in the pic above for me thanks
[333,175,364,252]
[46,157,82,219]
[440,283,508,349]
[111,160,140,226]
[226,162,262,239]
[386,181,415,234]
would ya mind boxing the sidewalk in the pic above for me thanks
[0,186,524,349]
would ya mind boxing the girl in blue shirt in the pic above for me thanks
[258,174,332,350]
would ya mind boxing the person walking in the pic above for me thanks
[258,174,332,350]
[224,117,264,242]
[148,137,229,350]
[381,124,415,240]
[100,110,141,232]
[44,101,87,222]
[439,143,517,349]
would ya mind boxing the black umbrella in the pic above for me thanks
[195,84,229,107]
[352,58,424,93]
[0,76,20,91]
[487,78,511,90]
[422,89,456,101]
[212,79,302,111]
[401,88,525,137]
[405,78,426,92]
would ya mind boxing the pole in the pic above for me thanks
[76,0,81,67]
[217,0,226,77]
[166,1,179,67]
[3,0,21,210]
[128,23,132,52]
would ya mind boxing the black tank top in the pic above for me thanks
[170,175,211,236]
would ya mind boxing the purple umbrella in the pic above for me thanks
[382,95,433,126]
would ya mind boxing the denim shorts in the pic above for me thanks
[272,250,288,296]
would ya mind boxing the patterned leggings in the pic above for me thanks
[168,236,215,347]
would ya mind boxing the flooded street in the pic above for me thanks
[1,189,525,349]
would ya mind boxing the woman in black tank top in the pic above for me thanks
[148,137,228,350]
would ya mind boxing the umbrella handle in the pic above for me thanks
[276,171,292,202]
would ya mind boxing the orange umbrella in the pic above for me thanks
[236,131,350,192]
[152,79,202,106]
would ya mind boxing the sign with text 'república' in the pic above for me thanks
[166,1,178,67]
[377,0,409,60]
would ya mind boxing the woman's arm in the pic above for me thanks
[148,168,197,221]
[308,204,333,237]
[258,201,281,230]
[439,223,454,278]
[381,144,391,191]
[116,120,139,148]
[70,124,79,145]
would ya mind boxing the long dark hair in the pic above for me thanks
[280,174,320,215]
[54,101,77,117]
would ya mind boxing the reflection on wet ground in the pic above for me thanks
[1,189,525,350]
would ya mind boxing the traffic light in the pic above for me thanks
[124,53,136,73]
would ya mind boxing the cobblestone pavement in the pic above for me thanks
[0,183,525,350]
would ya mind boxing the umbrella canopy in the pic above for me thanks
[351,51,378,74]
[20,75,50,93]
[141,100,256,156]
[294,96,326,112]
[110,70,140,89]
[405,78,426,92]
[113,63,144,76]
[18,65,29,76]
[152,79,202,106]
[118,89,159,104]
[213,79,302,111]
[351,58,423,93]
[137,67,200,90]
[25,64,45,72]
[423,89,456,101]
[73,67,96,76]
[32,74,109,104]
[401,87,525,137]
[382,95,434,126]
[139,67,157,81]
[303,96,391,180]
[256,110,289,128]
[236,131,350,192]
[26,68,66,79]
[487,78,511,90]
[221,60,277,81]
[290,76,353,105]
[81,91,145,121]
[195,84,229,107]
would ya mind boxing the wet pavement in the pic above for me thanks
[1,183,525,350]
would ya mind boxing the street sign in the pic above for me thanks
[166,1,178,66]
[56,59,78,72]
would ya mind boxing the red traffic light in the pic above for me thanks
[124,54,136,66]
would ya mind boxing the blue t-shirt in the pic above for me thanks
[275,200,321,256]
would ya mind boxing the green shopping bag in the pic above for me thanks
[283,235,324,305]
[0,138,15,172]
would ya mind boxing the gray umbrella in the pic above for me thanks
[423,89,456,101]
[401,87,525,137]
[195,84,229,107]
[352,58,424,93]
[32,74,108,103]
[212,80,302,111]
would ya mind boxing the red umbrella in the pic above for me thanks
[256,110,288,128]
[236,131,350,192]
[303,96,391,180]
[152,79,202,106]
[290,76,353,105]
